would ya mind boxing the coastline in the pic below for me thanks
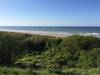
[0,29,72,37]
[0,29,100,37]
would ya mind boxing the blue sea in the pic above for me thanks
[0,26,100,37]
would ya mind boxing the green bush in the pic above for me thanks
[0,32,100,70]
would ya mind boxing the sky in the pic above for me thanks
[0,0,100,26]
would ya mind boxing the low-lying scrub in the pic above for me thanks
[0,67,100,75]
[0,31,100,75]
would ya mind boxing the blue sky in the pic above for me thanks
[0,0,100,26]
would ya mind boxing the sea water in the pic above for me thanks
[0,26,100,37]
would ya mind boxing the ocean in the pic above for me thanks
[0,26,100,37]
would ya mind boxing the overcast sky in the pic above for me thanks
[0,0,100,26]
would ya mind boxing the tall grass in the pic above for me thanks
[0,67,35,75]
[0,67,100,75]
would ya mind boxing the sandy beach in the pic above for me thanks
[0,28,100,37]
[0,29,73,37]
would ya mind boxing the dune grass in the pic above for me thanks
[0,67,100,75]
[0,32,100,75]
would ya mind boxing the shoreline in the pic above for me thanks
[0,29,100,37]
[0,29,72,37]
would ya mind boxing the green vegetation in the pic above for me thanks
[0,31,100,75]
[0,67,100,75]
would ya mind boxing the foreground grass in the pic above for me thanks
[0,67,100,75]
[0,67,34,75]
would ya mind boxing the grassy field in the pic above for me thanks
[0,67,100,75]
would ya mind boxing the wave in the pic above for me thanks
[0,28,100,37]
